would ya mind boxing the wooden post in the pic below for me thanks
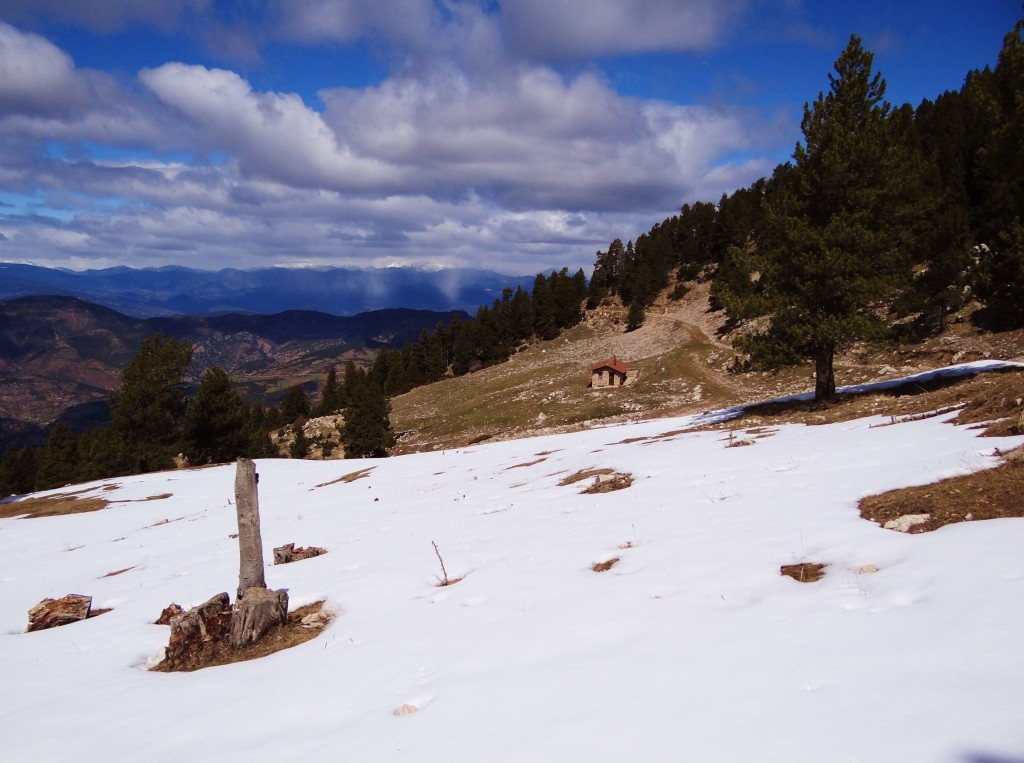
[231,458,287,648]
[234,458,266,599]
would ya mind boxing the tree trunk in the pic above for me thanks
[230,587,288,648]
[234,458,266,599]
[814,345,836,402]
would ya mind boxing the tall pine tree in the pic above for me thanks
[739,35,922,401]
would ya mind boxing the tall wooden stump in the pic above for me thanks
[234,458,267,599]
[231,458,287,648]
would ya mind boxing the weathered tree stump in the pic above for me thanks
[230,587,288,649]
[27,594,92,632]
[234,458,266,599]
[273,542,327,564]
[163,593,231,670]
[155,602,184,625]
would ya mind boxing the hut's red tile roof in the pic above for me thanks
[591,357,629,374]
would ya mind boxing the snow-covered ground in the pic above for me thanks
[2,364,1023,762]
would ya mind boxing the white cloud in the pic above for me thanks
[140,63,402,192]
[0,9,787,275]
[0,22,91,116]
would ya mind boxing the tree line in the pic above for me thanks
[364,267,588,398]
[588,21,1024,399]
[1,267,590,495]
[0,335,397,495]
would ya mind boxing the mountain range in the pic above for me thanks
[0,263,537,318]
[0,295,462,449]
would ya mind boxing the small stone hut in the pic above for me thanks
[591,357,630,388]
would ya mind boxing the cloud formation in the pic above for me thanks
[0,4,788,274]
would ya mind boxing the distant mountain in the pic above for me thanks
[0,263,537,317]
[0,295,463,449]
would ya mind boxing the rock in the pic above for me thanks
[883,514,931,532]
[394,704,418,716]
[163,593,231,671]
[229,587,288,649]
[300,611,329,628]
[856,564,879,574]
[27,594,92,632]
[940,336,957,345]
[273,542,327,565]
[155,602,184,625]
[965,513,973,521]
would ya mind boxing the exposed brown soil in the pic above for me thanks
[859,447,1024,533]
[559,468,614,486]
[390,280,1023,454]
[505,457,548,470]
[0,489,109,519]
[111,493,173,503]
[313,466,376,488]
[780,563,827,582]
[582,473,633,494]
[591,557,620,572]
[100,566,136,578]
[150,601,331,672]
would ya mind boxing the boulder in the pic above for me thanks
[883,514,931,533]
[27,594,92,632]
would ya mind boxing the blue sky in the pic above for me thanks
[0,1,1018,275]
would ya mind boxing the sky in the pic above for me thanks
[0,1,1019,275]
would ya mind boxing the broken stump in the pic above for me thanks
[230,587,288,649]
[155,602,184,625]
[273,542,327,564]
[163,593,231,671]
[27,594,92,632]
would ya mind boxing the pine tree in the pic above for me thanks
[741,36,922,401]
[279,385,310,423]
[531,273,558,340]
[36,423,80,490]
[110,334,193,474]
[289,425,311,459]
[341,381,395,458]
[182,367,250,465]
[975,219,1024,328]
[0,447,38,496]
[315,365,341,416]
[626,300,645,332]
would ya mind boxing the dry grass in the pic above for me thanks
[100,566,136,578]
[780,562,827,582]
[559,468,614,486]
[0,490,109,519]
[313,467,376,489]
[505,457,548,470]
[860,447,1024,532]
[591,557,620,572]
[434,575,464,587]
[150,601,331,673]
[581,472,633,494]
[0,488,173,520]
[111,493,173,503]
